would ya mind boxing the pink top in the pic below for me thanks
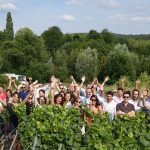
[0,92,6,101]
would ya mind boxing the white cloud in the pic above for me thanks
[0,2,17,10]
[132,16,150,23]
[108,14,130,24]
[95,0,119,8]
[66,0,119,8]
[108,14,150,25]
[60,14,76,22]
[66,0,82,5]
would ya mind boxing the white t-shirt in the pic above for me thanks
[98,97,117,121]
[113,96,123,104]
[129,99,141,112]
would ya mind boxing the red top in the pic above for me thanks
[0,92,6,101]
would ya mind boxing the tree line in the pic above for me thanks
[0,12,150,84]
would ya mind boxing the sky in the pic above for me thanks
[0,0,150,35]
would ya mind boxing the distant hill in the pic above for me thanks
[113,33,150,40]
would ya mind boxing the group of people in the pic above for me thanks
[0,75,150,138]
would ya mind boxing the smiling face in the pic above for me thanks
[28,94,33,103]
[132,90,139,100]
[75,98,81,107]
[56,96,63,104]
[117,90,123,97]
[65,93,71,102]
[13,93,19,103]
[39,96,45,105]
[123,93,130,103]
[90,97,97,105]
[39,91,45,97]
[86,88,92,98]
[6,91,12,98]
[107,94,113,102]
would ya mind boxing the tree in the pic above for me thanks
[0,31,6,43]
[42,26,64,55]
[5,12,14,40]
[26,62,53,83]
[75,47,98,81]
[87,30,100,39]
[104,44,139,83]
[140,56,150,75]
[101,29,115,44]
[15,28,48,70]
[0,41,22,72]
[53,50,69,81]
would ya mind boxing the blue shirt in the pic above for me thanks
[19,91,28,101]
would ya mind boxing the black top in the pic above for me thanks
[7,103,18,129]
[116,102,135,113]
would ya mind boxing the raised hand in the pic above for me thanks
[81,76,86,82]
[51,75,56,82]
[135,80,140,84]
[104,76,109,83]
[12,79,16,84]
[70,75,74,80]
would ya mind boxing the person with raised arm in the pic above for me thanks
[98,91,116,121]
[97,76,109,97]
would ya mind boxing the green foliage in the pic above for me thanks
[127,39,150,56]
[0,75,9,88]
[75,47,99,81]
[104,44,140,83]
[85,112,114,150]
[0,40,24,72]
[18,106,84,149]
[0,12,150,83]
[15,28,48,63]
[0,31,6,43]
[138,72,150,88]
[26,62,53,83]
[140,56,150,75]
[87,30,101,40]
[42,26,64,55]
[5,12,14,40]
[0,109,9,124]
[101,29,115,44]
[53,50,69,81]
[112,112,150,149]
[13,103,27,122]
[16,105,150,150]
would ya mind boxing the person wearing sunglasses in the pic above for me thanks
[88,95,103,114]
[72,97,82,108]
[116,91,135,117]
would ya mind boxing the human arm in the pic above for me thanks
[97,76,109,97]
[7,76,12,89]
[134,80,140,90]
[116,104,125,116]
[98,105,104,114]
[70,75,77,84]
[0,99,7,107]
[79,76,86,89]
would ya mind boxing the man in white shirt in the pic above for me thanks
[113,87,124,104]
[129,89,141,112]
[80,88,92,105]
[98,91,116,121]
